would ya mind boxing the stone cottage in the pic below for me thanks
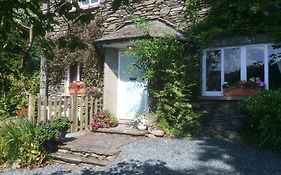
[40,0,189,121]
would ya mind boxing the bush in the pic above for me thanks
[35,117,71,152]
[0,117,45,167]
[239,90,281,152]
[90,110,118,131]
[131,36,199,136]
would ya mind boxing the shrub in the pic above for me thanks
[0,117,45,167]
[35,117,71,152]
[90,110,118,131]
[131,36,200,136]
[51,116,71,132]
[239,90,281,152]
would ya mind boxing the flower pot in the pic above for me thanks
[69,88,78,94]
[224,88,261,97]
[69,87,86,94]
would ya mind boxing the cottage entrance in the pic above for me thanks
[117,51,148,120]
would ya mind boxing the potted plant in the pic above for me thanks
[50,117,71,141]
[222,79,265,97]
[69,80,86,94]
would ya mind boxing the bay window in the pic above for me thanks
[202,44,281,96]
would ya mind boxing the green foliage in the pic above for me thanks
[240,90,281,152]
[112,0,129,11]
[131,36,200,136]
[187,0,281,45]
[51,116,71,131]
[0,117,45,167]
[0,72,39,118]
[35,117,71,152]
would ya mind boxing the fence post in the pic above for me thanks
[79,96,84,131]
[70,94,78,132]
[85,96,89,130]
[28,95,36,124]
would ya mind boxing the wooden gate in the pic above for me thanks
[28,95,102,132]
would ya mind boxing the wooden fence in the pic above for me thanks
[28,95,103,132]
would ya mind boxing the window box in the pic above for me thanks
[69,87,86,94]
[223,88,261,97]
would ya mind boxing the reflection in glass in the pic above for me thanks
[224,48,240,86]
[268,46,281,90]
[206,50,221,91]
[246,46,264,82]
[70,63,78,82]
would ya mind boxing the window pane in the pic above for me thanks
[268,46,281,90]
[80,0,89,5]
[246,46,264,82]
[206,50,221,91]
[224,48,240,86]
[70,64,78,82]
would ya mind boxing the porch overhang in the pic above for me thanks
[95,18,189,44]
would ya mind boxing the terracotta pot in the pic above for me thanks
[224,88,261,97]
[69,87,86,94]
[69,88,78,94]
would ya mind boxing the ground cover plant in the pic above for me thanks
[239,89,281,152]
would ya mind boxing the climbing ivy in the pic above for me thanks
[186,0,281,46]
[131,36,200,136]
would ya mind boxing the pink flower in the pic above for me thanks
[105,123,109,128]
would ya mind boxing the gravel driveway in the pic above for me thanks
[1,137,281,175]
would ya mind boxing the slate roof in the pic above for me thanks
[95,19,188,43]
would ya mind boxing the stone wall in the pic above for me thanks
[98,0,187,35]
[50,0,188,37]
[193,100,246,139]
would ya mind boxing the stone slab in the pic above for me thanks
[96,125,148,136]
[50,152,110,166]
[60,132,144,156]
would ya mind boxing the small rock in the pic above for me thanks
[107,155,116,162]
[160,7,171,16]
[149,129,164,137]
[146,134,157,138]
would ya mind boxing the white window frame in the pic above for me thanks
[78,0,100,9]
[202,43,270,96]
[65,64,81,93]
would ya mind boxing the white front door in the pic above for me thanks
[117,51,148,120]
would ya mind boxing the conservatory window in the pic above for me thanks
[268,46,281,90]
[202,44,272,96]
[79,0,100,8]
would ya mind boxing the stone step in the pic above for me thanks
[50,152,111,166]
[58,145,120,156]
[95,125,148,136]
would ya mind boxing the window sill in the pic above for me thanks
[198,96,248,101]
